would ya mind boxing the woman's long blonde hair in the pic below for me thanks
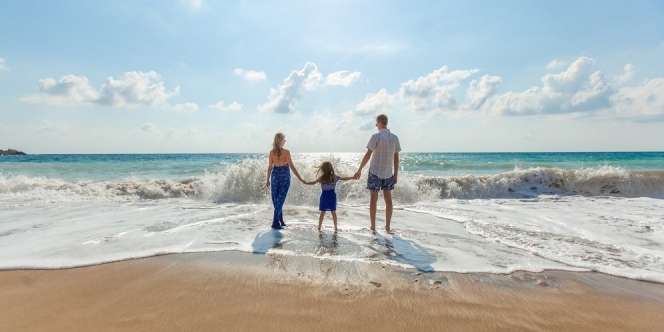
[272,132,285,157]
[316,161,336,184]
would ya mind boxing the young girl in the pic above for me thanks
[304,161,354,231]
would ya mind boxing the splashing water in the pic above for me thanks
[1,152,664,282]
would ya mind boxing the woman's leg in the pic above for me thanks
[270,181,282,229]
[278,177,290,227]
[271,170,290,229]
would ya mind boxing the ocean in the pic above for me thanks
[1,152,663,282]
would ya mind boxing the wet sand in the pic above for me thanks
[1,252,664,332]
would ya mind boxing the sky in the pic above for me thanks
[1,0,663,153]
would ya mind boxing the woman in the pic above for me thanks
[265,133,304,229]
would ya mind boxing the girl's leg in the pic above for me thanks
[331,211,338,232]
[318,212,325,231]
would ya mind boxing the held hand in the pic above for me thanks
[353,170,361,180]
[264,180,270,190]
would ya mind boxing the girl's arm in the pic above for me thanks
[287,151,305,183]
[303,179,318,185]
[337,175,355,181]
[265,152,273,188]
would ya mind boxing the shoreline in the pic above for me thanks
[3,249,664,287]
[2,251,663,331]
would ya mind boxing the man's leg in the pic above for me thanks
[369,191,378,231]
[383,190,393,232]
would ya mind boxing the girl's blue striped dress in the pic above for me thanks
[319,176,340,212]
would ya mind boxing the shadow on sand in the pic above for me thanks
[372,234,436,272]
[251,229,284,254]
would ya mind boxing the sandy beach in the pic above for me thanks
[2,251,663,332]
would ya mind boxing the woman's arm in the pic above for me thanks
[265,152,273,188]
[287,151,305,182]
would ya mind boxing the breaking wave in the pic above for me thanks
[1,159,663,202]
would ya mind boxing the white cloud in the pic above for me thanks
[233,68,267,82]
[546,59,567,71]
[325,70,361,87]
[541,57,595,92]
[23,71,179,108]
[399,66,479,113]
[0,57,7,71]
[464,75,502,109]
[22,74,99,106]
[258,62,322,113]
[569,71,611,109]
[97,71,179,107]
[258,62,361,113]
[173,102,199,113]
[354,66,492,115]
[209,100,243,112]
[615,64,635,85]
[355,89,394,115]
[611,78,664,117]
[490,57,612,115]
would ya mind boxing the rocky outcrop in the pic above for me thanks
[0,149,27,156]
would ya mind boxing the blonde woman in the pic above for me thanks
[265,133,304,229]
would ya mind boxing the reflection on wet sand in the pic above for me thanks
[316,232,338,256]
[252,227,436,274]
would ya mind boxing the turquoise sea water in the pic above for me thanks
[2,151,664,281]
[2,152,664,181]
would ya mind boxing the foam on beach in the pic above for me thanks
[1,156,664,282]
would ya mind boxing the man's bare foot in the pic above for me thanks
[385,227,392,233]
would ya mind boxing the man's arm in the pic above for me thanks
[393,152,399,184]
[354,149,372,179]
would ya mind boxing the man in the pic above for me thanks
[354,114,401,232]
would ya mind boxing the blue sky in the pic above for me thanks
[1,0,663,153]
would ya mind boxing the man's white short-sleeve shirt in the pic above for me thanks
[366,128,401,179]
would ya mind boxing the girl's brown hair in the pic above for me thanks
[316,161,336,184]
[272,132,285,157]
